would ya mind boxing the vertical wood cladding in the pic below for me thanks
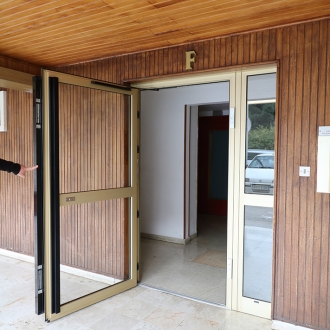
[57,83,129,278]
[0,89,34,255]
[0,55,41,76]
[58,19,330,329]
[0,57,40,256]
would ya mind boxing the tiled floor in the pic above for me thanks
[0,212,275,329]
[139,210,273,305]
[0,254,272,329]
[140,214,227,305]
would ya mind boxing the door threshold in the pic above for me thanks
[138,283,227,309]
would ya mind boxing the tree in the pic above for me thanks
[248,103,275,129]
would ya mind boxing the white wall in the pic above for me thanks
[140,82,229,239]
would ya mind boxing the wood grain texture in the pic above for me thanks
[0,56,40,257]
[0,55,41,76]
[0,89,34,256]
[58,83,129,278]
[56,19,330,330]
[0,1,330,66]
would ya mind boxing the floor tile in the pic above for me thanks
[89,312,138,330]
[143,308,186,330]
[140,214,227,305]
[175,314,223,329]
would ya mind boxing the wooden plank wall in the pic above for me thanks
[57,18,330,329]
[0,55,41,75]
[58,84,129,278]
[0,57,41,256]
[0,88,34,255]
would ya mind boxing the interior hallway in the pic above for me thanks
[140,214,227,305]
[0,253,272,330]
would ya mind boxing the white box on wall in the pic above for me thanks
[317,126,330,193]
[0,91,7,132]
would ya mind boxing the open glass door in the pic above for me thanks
[236,67,277,318]
[40,69,139,321]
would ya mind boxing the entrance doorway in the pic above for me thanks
[33,65,277,322]
[138,83,230,305]
[134,65,277,319]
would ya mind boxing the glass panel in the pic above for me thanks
[60,198,130,304]
[245,73,276,195]
[58,84,130,193]
[247,73,276,101]
[243,206,273,302]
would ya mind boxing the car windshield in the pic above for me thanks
[249,155,274,169]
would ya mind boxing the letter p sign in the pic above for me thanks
[185,51,197,70]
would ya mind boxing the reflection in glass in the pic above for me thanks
[245,73,276,195]
[245,152,274,195]
[58,83,131,193]
[60,198,130,304]
[243,206,273,302]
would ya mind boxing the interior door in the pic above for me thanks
[235,67,277,319]
[39,69,139,321]
[198,115,229,216]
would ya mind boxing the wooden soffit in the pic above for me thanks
[0,0,329,67]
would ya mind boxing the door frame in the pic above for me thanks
[133,69,237,310]
[41,69,140,321]
[131,63,277,317]
[234,66,277,318]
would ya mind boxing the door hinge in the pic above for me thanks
[137,111,140,119]
[137,263,139,271]
[137,210,139,218]
[137,146,140,153]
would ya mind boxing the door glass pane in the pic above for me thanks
[60,198,130,304]
[245,73,276,195]
[58,83,131,193]
[57,83,131,305]
[243,206,273,302]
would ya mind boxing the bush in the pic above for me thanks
[248,125,275,150]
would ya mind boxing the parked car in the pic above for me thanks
[246,149,274,166]
[245,153,274,195]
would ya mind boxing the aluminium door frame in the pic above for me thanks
[131,62,278,318]
[132,69,237,310]
[41,69,140,322]
[235,65,277,319]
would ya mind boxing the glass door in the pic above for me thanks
[236,67,277,318]
[40,69,139,321]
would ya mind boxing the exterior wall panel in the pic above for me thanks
[0,57,41,255]
[0,89,34,255]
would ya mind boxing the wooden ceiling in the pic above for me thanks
[1,0,330,67]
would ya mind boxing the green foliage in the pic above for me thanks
[248,103,275,129]
[247,102,275,149]
[248,124,275,150]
